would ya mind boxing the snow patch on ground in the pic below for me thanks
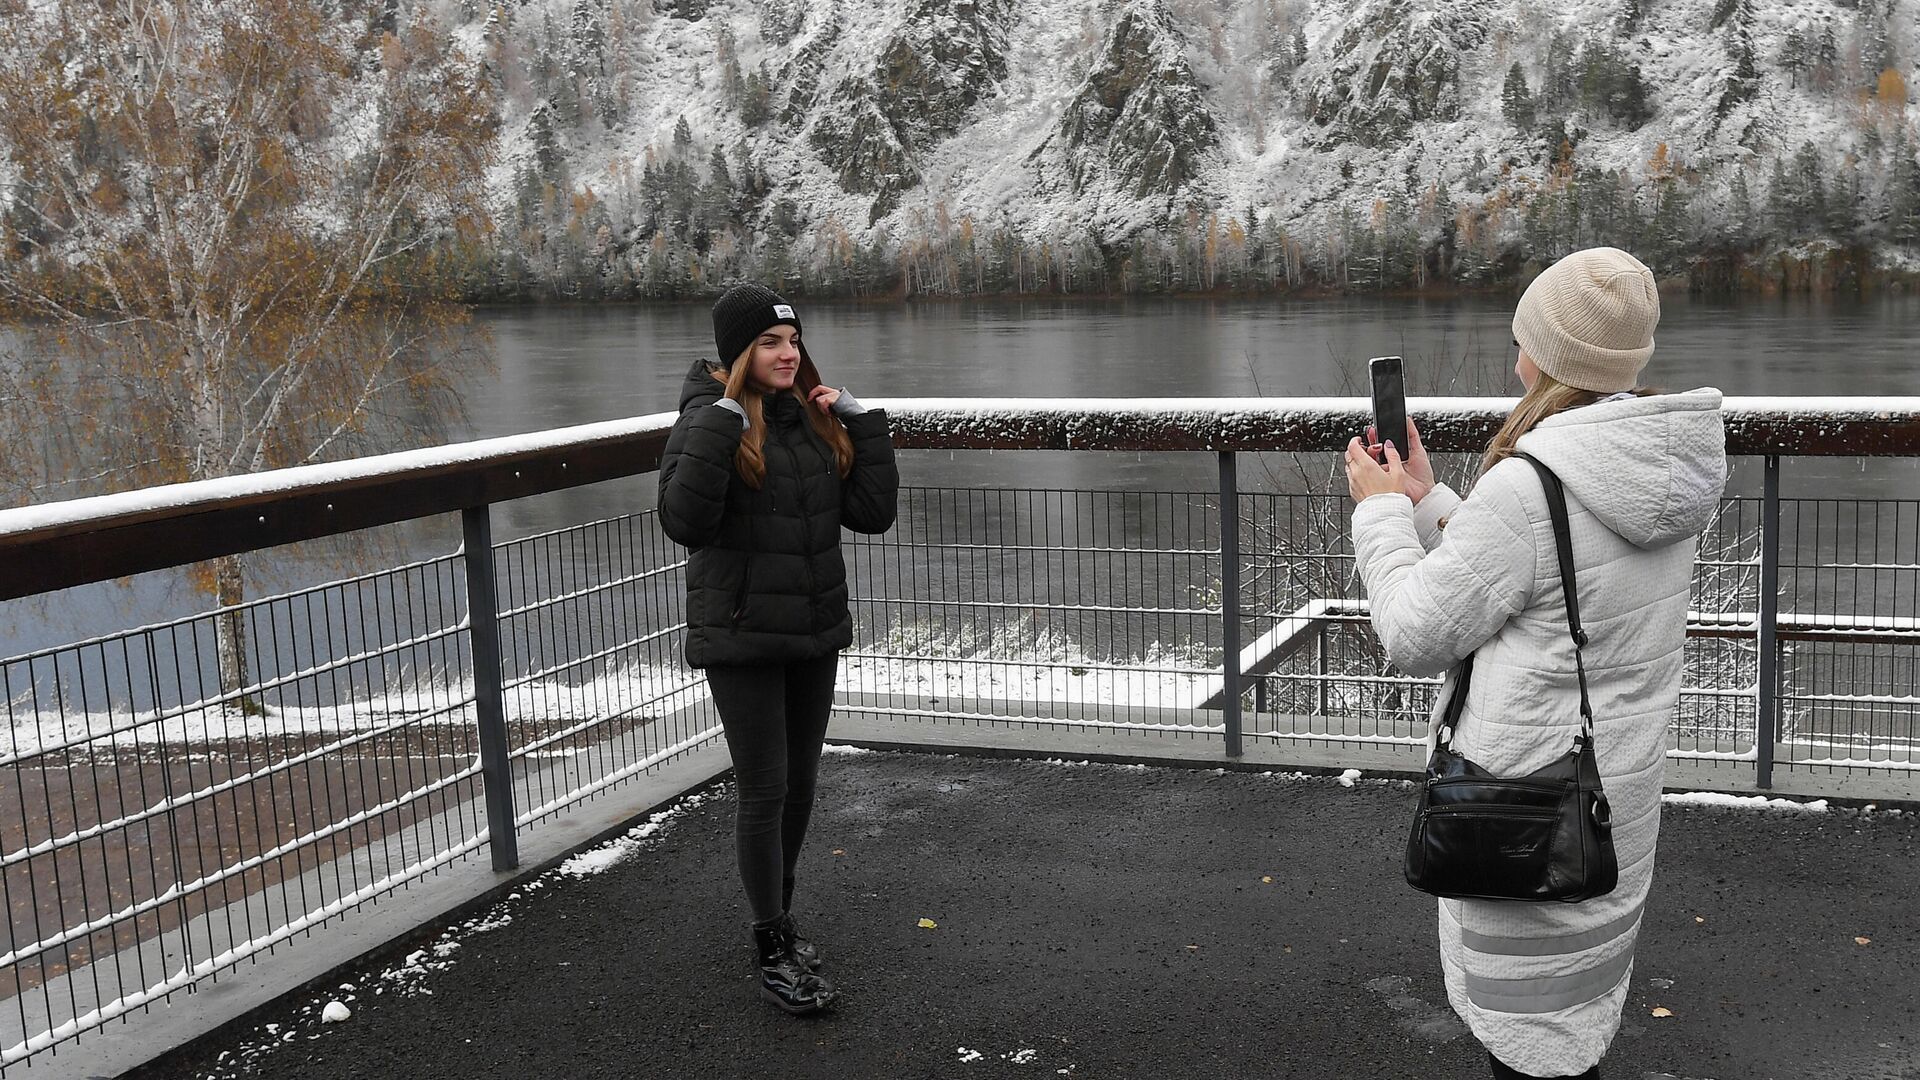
[555,789,717,878]
[1663,791,1831,813]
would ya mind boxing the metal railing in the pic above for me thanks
[0,397,1912,1071]
[838,484,1919,782]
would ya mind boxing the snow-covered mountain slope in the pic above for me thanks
[466,0,1918,289]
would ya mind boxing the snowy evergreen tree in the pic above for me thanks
[1617,64,1654,128]
[773,197,802,238]
[1618,0,1641,35]
[1888,132,1920,244]
[1766,156,1794,235]
[741,65,772,127]
[528,101,565,181]
[1860,0,1896,89]
[672,115,694,158]
[532,11,560,90]
[707,145,734,202]
[1793,142,1828,233]
[1812,25,1840,93]
[761,0,806,43]
[1716,1,1760,118]
[1828,161,1863,240]
[723,56,746,104]
[1727,167,1753,246]
[1431,176,1458,275]
[1467,147,1492,193]
[1502,63,1536,131]
[571,0,607,76]
[1541,34,1577,113]
[1646,178,1691,267]
[590,77,620,125]
[1574,42,1653,128]
[553,78,583,128]
[1780,27,1811,89]
[639,157,669,233]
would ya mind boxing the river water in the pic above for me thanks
[4,294,1917,660]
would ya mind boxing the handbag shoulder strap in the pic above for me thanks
[1437,452,1594,747]
[1513,452,1595,738]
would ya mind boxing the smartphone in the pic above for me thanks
[1368,356,1408,461]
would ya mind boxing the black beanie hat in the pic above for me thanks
[712,283,801,367]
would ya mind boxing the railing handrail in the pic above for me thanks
[0,397,1915,603]
[0,413,679,602]
[875,396,1920,454]
[0,412,682,541]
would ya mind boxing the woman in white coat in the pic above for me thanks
[1344,247,1728,1080]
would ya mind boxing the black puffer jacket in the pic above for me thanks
[657,358,898,668]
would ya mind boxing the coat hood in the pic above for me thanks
[679,357,726,411]
[1514,387,1728,549]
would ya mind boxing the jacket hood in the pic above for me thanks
[1514,387,1728,549]
[679,357,726,411]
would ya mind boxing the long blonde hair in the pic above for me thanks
[713,343,854,489]
[1479,372,1654,476]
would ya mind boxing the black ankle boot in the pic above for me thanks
[779,910,822,971]
[751,918,835,1014]
[779,878,822,971]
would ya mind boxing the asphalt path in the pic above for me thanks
[138,750,1920,1080]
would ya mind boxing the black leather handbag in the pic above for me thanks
[1403,453,1619,903]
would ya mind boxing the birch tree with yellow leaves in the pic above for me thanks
[0,0,497,703]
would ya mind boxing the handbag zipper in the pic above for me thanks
[1428,777,1570,796]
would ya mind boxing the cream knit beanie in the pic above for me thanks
[1511,247,1660,393]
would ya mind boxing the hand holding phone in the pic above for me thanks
[1368,356,1408,462]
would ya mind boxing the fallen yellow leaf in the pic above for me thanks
[832,849,846,856]
[1651,1007,1674,1018]
[1261,876,1273,884]
[1855,936,1872,946]
[917,918,938,929]
[1694,916,1705,924]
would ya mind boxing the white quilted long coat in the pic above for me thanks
[1351,388,1728,1075]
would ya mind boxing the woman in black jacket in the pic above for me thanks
[657,283,898,1014]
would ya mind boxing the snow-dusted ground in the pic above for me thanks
[192,785,722,1076]
[176,752,1902,1078]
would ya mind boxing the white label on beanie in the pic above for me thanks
[773,304,795,319]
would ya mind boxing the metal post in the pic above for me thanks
[462,506,519,870]
[1755,456,1781,790]
[1315,623,1330,718]
[1220,452,1243,758]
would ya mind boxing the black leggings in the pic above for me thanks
[1489,1053,1599,1080]
[705,653,840,924]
